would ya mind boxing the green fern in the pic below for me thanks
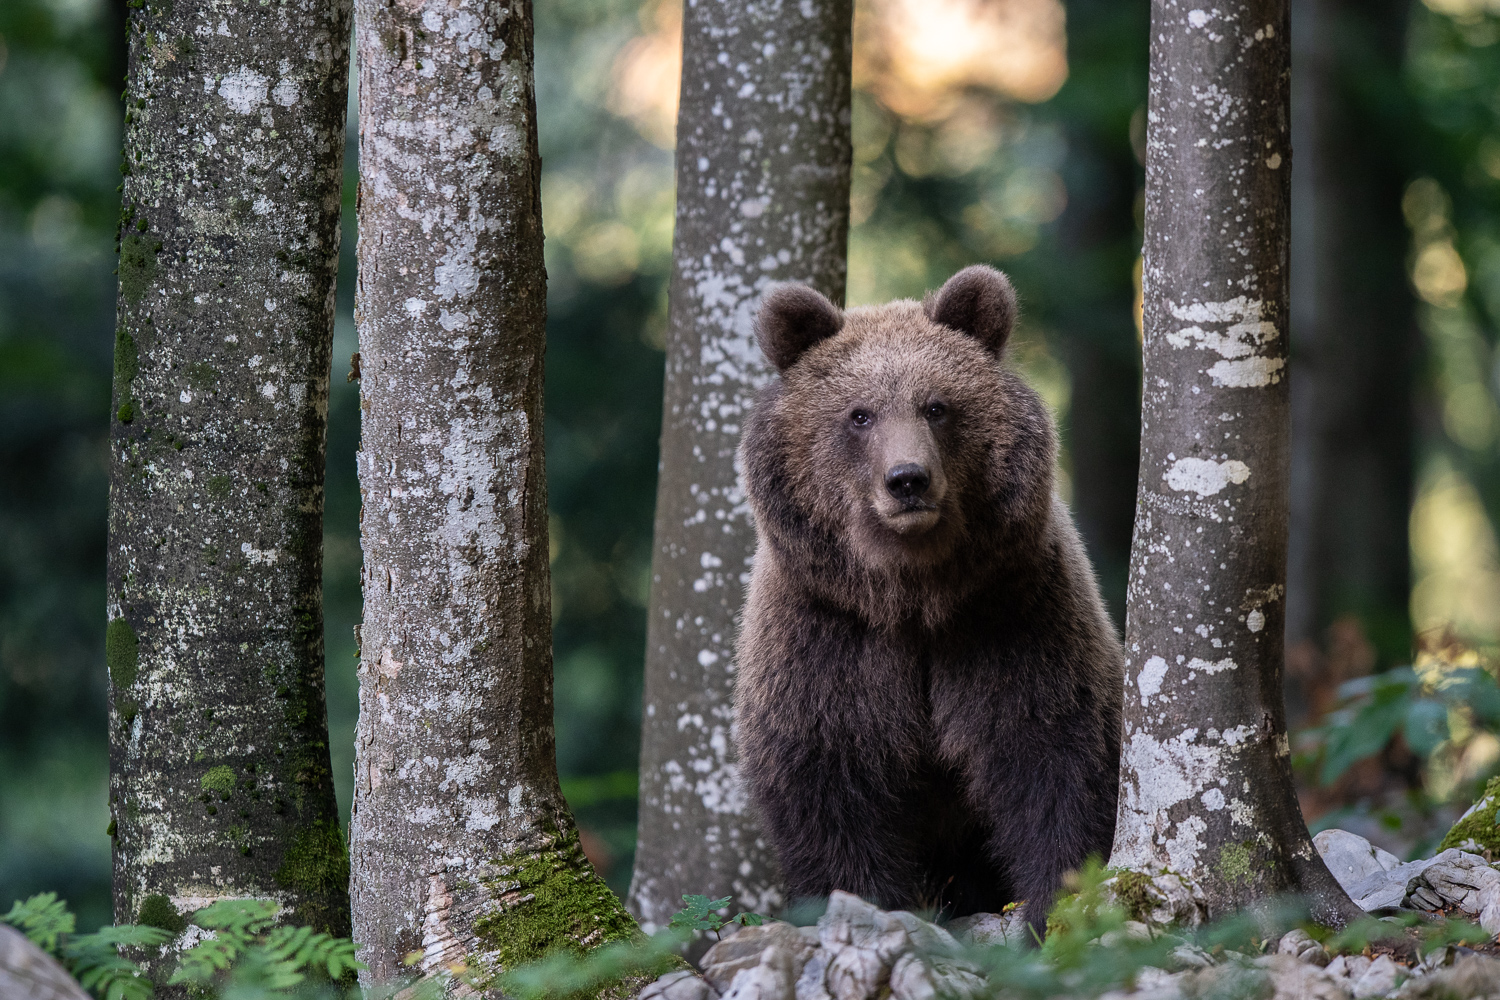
[2,893,168,1000]
[63,926,172,1000]
[3,892,76,951]
[4,893,364,1000]
[169,898,364,997]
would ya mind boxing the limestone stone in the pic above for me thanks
[701,922,819,996]
[1277,928,1331,966]
[1395,954,1500,1000]
[0,925,91,1000]
[640,970,720,1000]
[1352,955,1404,999]
[1316,829,1403,890]
[1256,954,1350,1000]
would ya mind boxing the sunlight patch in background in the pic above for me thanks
[852,0,1067,120]
[1404,177,1500,659]
[1411,460,1500,651]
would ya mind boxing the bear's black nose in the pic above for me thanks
[885,463,930,500]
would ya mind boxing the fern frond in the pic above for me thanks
[2,892,76,951]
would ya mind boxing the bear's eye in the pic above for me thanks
[925,401,947,420]
[849,409,873,428]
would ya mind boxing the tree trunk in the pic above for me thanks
[1110,0,1361,925]
[107,0,352,937]
[1285,0,1415,682]
[627,0,854,932]
[349,0,646,988]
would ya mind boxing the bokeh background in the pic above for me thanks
[4,0,1500,933]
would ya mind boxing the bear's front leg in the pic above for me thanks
[740,730,931,911]
[933,661,1119,943]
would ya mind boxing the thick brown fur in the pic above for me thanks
[736,266,1124,938]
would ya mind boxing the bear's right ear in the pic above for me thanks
[926,265,1018,356]
[755,284,844,372]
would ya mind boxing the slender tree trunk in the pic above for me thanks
[627,0,854,932]
[1110,0,1361,925]
[107,0,352,936]
[349,0,646,988]
[1037,0,1148,629]
[1285,0,1415,678]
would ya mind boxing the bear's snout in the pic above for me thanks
[885,463,931,500]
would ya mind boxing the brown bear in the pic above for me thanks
[735,265,1124,938]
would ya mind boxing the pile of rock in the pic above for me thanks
[638,828,1500,1000]
[1316,829,1500,931]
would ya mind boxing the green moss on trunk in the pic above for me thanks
[275,818,351,934]
[476,829,676,999]
[1439,776,1500,859]
[106,617,139,689]
[137,894,187,934]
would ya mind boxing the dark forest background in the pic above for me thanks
[3,0,1500,933]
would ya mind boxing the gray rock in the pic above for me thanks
[1409,887,1445,912]
[793,948,830,1000]
[946,911,1027,947]
[0,925,92,1000]
[1478,882,1500,936]
[1413,851,1500,914]
[886,952,985,1000]
[1255,954,1350,1000]
[824,942,886,1000]
[1100,872,1209,928]
[1347,858,1441,912]
[1395,954,1500,1000]
[640,970,720,1000]
[1327,954,1374,983]
[723,957,802,1000]
[701,923,818,996]
[1317,829,1403,892]
[1352,955,1404,999]
[1276,928,1331,967]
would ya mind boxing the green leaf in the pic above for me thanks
[2,892,76,951]
[1404,697,1450,757]
[668,894,732,933]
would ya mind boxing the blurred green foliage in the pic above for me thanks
[3,893,363,1000]
[4,0,1500,932]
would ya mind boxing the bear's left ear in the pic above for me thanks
[926,265,1018,356]
[755,283,845,372]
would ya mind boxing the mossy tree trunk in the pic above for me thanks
[107,0,352,937]
[1109,0,1362,925]
[348,0,647,988]
[626,0,854,932]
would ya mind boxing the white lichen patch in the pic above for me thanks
[215,66,269,115]
[1164,297,1284,387]
[1186,656,1236,674]
[1164,457,1250,497]
[1138,656,1169,703]
[1207,356,1285,387]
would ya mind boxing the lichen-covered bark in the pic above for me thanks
[1110,0,1361,925]
[106,0,352,937]
[627,0,854,932]
[349,0,645,987]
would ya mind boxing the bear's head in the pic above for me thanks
[742,265,1057,622]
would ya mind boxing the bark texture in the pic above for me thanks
[107,0,352,935]
[1285,0,1415,666]
[350,0,645,988]
[628,0,854,932]
[1111,0,1361,924]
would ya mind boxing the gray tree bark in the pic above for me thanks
[1110,0,1362,925]
[1285,0,1415,673]
[627,0,853,932]
[349,0,647,989]
[107,0,352,937]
